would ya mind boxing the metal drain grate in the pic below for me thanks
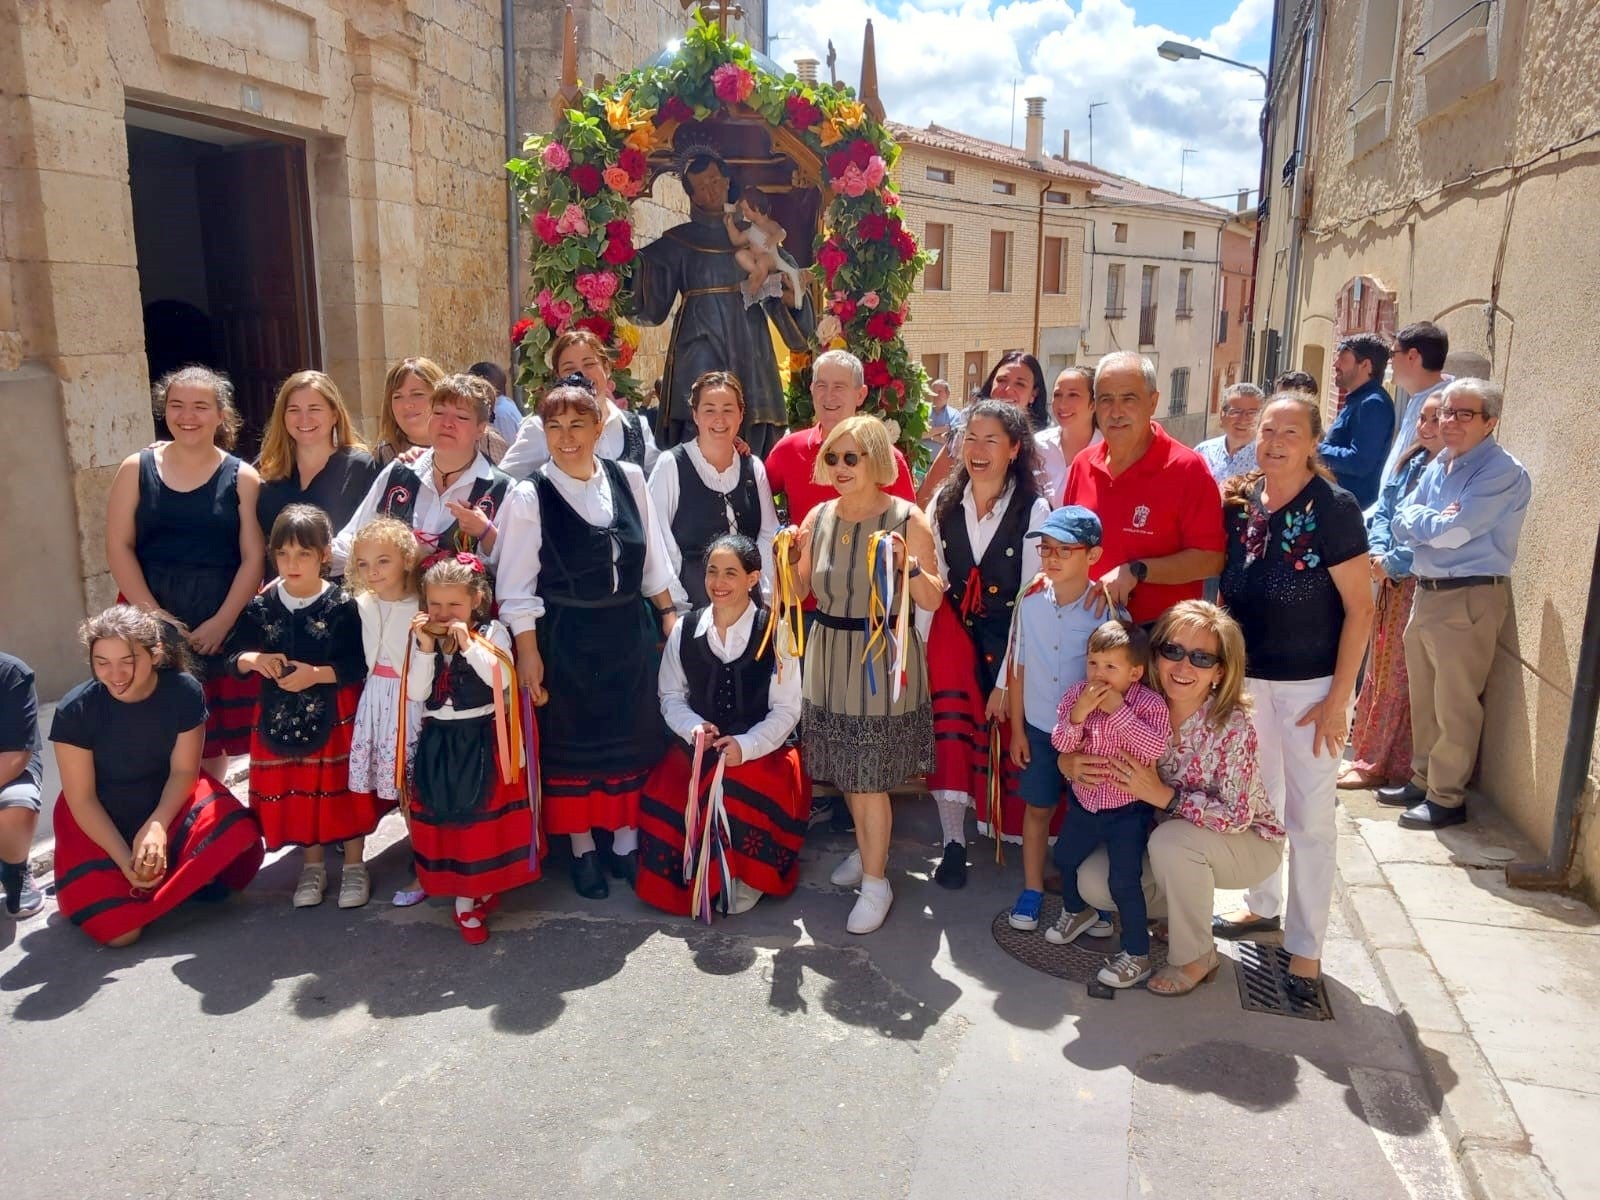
[991,895,1167,984]
[1232,941,1333,1021]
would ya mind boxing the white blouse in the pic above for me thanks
[658,604,801,763]
[404,620,512,720]
[331,450,511,573]
[500,405,660,478]
[646,442,779,608]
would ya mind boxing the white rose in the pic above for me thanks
[884,418,901,443]
[815,314,842,344]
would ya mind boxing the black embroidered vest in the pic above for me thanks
[680,605,775,737]
[939,492,1032,693]
[379,458,512,556]
[668,447,762,607]
[532,458,645,604]
[424,628,498,713]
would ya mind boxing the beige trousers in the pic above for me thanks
[1076,819,1283,966]
[1403,582,1508,809]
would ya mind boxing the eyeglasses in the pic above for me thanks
[1221,406,1260,419]
[1439,407,1487,423]
[823,451,862,467]
[1156,641,1222,669]
[1036,543,1085,558]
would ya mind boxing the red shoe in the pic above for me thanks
[477,893,502,917]
[453,906,490,945]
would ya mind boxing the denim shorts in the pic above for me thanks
[1018,722,1072,810]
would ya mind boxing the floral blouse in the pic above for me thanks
[1158,701,1285,841]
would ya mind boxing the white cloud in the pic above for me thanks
[769,0,1268,205]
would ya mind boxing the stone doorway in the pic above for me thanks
[126,105,320,458]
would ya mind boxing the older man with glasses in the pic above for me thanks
[1195,383,1265,486]
[1378,378,1531,829]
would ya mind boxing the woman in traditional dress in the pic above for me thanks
[254,369,379,560]
[105,366,264,779]
[500,330,659,477]
[373,356,508,468]
[1339,393,1445,789]
[49,606,264,946]
[647,370,777,609]
[496,380,677,899]
[637,534,806,918]
[795,414,944,934]
[923,400,1051,888]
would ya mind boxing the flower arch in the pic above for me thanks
[507,12,934,459]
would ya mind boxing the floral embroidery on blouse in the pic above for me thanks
[1158,702,1285,840]
[1240,495,1320,572]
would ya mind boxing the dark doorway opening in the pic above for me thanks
[126,104,320,459]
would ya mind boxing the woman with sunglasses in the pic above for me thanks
[1215,392,1372,1001]
[1070,601,1284,995]
[792,414,944,934]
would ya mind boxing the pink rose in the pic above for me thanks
[575,270,620,312]
[836,164,870,198]
[712,63,755,104]
[541,142,571,171]
[536,288,575,329]
[555,203,589,237]
[863,155,887,188]
[861,291,880,310]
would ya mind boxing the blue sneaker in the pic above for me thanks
[1009,888,1044,931]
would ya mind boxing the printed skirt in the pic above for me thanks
[636,740,808,917]
[52,774,264,945]
[1349,577,1418,786]
[348,672,422,803]
[248,682,388,849]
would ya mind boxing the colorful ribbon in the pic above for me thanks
[683,728,734,924]
[759,526,806,675]
[861,530,911,700]
[393,629,524,796]
[986,722,1007,865]
[521,687,542,867]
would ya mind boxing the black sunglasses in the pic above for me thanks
[823,451,862,467]
[1156,641,1221,669]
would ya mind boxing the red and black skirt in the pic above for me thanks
[636,740,808,917]
[248,682,388,849]
[542,769,652,836]
[203,670,257,760]
[52,774,264,945]
[409,715,540,897]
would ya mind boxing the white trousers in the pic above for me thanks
[1243,676,1339,960]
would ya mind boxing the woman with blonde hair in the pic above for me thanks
[255,369,378,549]
[1067,600,1285,996]
[792,413,944,934]
[377,356,508,467]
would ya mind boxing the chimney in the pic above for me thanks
[795,58,819,85]
[1061,129,1071,161]
[1236,188,1250,212]
[1024,96,1045,164]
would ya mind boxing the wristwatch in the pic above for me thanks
[1129,560,1148,583]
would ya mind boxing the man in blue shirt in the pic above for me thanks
[1321,334,1396,507]
[1379,378,1531,829]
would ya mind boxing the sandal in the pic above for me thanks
[392,881,426,907]
[338,863,371,909]
[1336,766,1381,790]
[453,906,490,945]
[1148,950,1220,997]
[292,864,327,908]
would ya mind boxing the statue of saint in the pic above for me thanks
[630,150,816,456]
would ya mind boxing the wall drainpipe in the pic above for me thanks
[502,0,520,341]
[1506,521,1600,891]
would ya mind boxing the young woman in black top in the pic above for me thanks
[1217,391,1373,999]
[255,370,379,560]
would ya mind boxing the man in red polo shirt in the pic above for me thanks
[1064,352,1225,626]
[765,348,915,528]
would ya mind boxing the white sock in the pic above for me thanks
[861,874,891,899]
[454,896,477,916]
[611,826,639,855]
[570,831,597,855]
[933,791,969,846]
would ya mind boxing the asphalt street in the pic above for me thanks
[2,802,1469,1199]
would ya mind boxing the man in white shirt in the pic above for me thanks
[1382,322,1453,485]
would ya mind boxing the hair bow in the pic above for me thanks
[556,370,596,394]
[420,548,486,575]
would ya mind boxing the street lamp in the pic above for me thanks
[1156,39,1268,89]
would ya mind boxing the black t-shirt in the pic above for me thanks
[50,670,207,841]
[0,652,43,792]
[256,447,380,547]
[1220,474,1368,681]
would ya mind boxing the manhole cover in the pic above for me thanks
[991,894,1167,983]
[1232,941,1333,1021]
[1478,846,1517,862]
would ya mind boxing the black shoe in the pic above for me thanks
[571,850,609,899]
[1376,783,1426,808]
[932,841,967,890]
[604,848,639,887]
[1398,799,1467,830]
[1211,913,1281,940]
[1284,972,1323,1004]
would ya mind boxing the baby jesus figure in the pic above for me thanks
[723,189,806,308]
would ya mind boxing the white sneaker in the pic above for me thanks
[1088,916,1115,938]
[292,864,327,908]
[1097,951,1152,989]
[728,880,764,915]
[829,849,864,887]
[846,880,893,934]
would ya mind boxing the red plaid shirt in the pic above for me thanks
[1050,681,1171,812]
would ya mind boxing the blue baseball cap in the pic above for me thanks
[1026,505,1102,548]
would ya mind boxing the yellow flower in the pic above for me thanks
[624,124,657,152]
[833,100,866,129]
[828,336,848,351]
[817,119,843,147]
[605,90,656,132]
[616,320,642,349]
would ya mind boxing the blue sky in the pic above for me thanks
[767,0,1273,205]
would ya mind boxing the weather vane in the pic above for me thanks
[680,0,745,36]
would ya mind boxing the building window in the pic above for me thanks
[1045,190,1071,205]
[1139,265,1158,346]
[1169,367,1190,414]
[1176,268,1194,317]
[923,222,951,291]
[921,353,947,382]
[1182,230,1196,250]
[1113,222,1129,243]
[989,230,1012,292]
[993,180,1016,196]
[1105,263,1125,318]
[1351,0,1400,152]
[1042,236,1065,295]
[963,351,987,399]
[926,165,955,184]
[1416,0,1504,117]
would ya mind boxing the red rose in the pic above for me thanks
[618,147,649,181]
[892,227,918,261]
[606,219,633,242]
[857,212,888,241]
[534,210,561,246]
[831,296,858,322]
[576,315,614,343]
[865,312,899,341]
[601,236,635,265]
[863,359,892,388]
[511,317,536,345]
[849,139,875,170]
[826,149,852,180]
[785,94,822,131]
[891,379,906,398]
[569,164,602,197]
[658,95,694,123]
[816,240,849,285]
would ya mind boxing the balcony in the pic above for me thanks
[1176,305,1194,320]
[1138,306,1158,346]
[1104,305,1126,319]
